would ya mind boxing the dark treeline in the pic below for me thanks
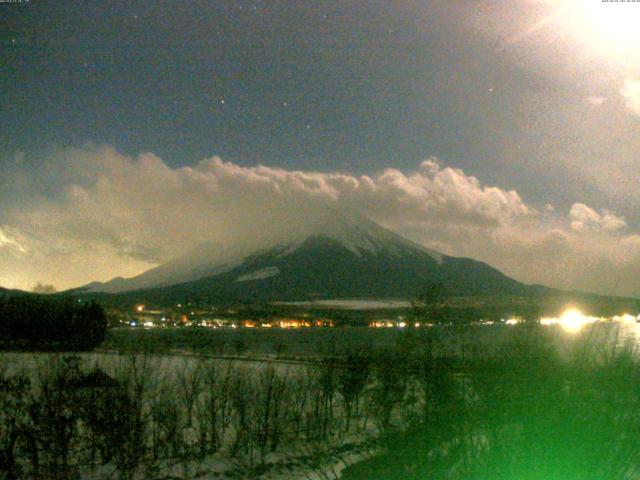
[0,294,107,350]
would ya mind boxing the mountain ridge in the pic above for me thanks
[83,215,445,294]
[75,216,544,304]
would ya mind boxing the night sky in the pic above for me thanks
[3,1,554,187]
[3,0,640,295]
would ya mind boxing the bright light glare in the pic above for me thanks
[612,313,637,324]
[559,309,593,333]
[581,1,640,41]
[540,308,598,333]
[558,0,640,62]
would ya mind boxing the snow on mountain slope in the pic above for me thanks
[279,214,442,261]
[236,266,280,282]
[84,241,246,293]
[82,214,444,294]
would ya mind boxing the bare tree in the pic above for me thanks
[337,350,370,432]
[0,373,30,480]
[253,365,291,464]
[30,356,83,480]
[198,361,235,455]
[368,349,409,431]
[176,359,204,429]
[229,370,254,459]
[149,382,181,460]
[288,372,312,438]
[113,354,157,479]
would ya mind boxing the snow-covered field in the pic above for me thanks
[6,323,635,479]
[0,350,402,480]
[0,351,292,379]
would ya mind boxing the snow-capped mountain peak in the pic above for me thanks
[279,214,443,261]
[79,214,522,300]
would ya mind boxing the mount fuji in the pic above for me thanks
[80,215,537,303]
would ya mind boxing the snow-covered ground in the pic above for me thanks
[84,437,382,480]
[1,351,393,480]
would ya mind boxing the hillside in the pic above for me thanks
[79,216,543,305]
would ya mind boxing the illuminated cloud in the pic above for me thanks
[0,227,25,254]
[569,203,626,233]
[1,145,640,296]
[621,79,640,117]
[585,96,605,107]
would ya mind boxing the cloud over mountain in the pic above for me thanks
[621,79,640,117]
[1,145,639,296]
[569,203,626,232]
